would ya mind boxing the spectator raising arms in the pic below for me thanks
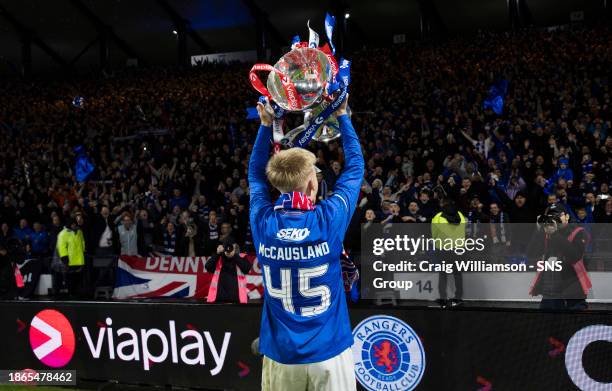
[0,26,609,292]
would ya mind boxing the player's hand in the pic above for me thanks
[256,102,273,127]
[334,94,349,117]
[216,244,224,254]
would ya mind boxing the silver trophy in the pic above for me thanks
[249,25,350,146]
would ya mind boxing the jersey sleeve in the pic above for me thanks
[323,115,365,234]
[248,125,273,226]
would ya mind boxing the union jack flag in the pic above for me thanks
[113,255,263,300]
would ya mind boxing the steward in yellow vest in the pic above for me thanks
[56,218,86,267]
[430,199,466,307]
[431,207,467,244]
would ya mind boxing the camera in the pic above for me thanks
[537,205,567,234]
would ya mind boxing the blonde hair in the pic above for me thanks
[266,148,316,193]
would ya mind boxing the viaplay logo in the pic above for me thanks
[29,309,75,367]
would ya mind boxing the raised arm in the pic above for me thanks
[328,97,365,229]
[460,129,476,144]
[248,102,274,220]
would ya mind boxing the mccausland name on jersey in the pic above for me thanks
[258,242,330,261]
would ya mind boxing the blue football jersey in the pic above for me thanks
[248,115,364,364]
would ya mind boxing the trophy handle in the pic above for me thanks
[281,125,306,146]
[249,64,275,99]
[249,63,303,111]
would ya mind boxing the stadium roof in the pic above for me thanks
[0,0,607,75]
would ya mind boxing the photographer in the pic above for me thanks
[0,238,22,299]
[529,204,591,310]
[205,237,251,304]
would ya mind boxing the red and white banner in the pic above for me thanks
[113,255,263,300]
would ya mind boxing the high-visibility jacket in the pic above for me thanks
[206,254,248,304]
[431,211,467,249]
[56,228,86,266]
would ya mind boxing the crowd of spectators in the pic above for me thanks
[0,25,611,298]
[344,26,612,250]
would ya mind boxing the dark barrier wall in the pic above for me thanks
[1,301,611,390]
[1,302,263,390]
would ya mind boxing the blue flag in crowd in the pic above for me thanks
[245,107,259,120]
[291,35,301,49]
[74,145,94,182]
[72,96,85,109]
[325,13,336,55]
[483,79,508,115]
